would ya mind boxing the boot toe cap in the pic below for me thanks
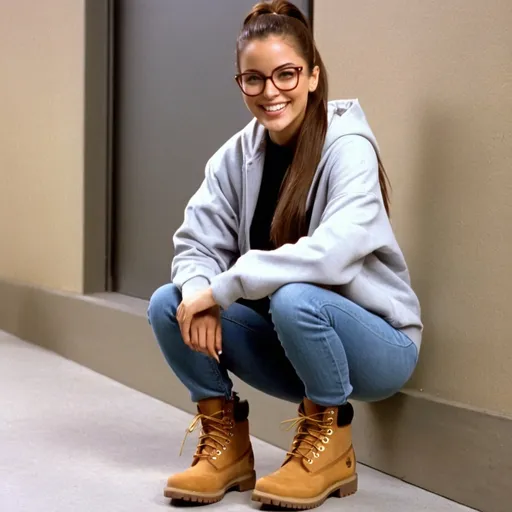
[255,464,325,500]
[255,472,303,498]
[167,470,219,493]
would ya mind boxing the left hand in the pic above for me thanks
[176,288,218,345]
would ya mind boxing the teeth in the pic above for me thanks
[264,103,286,112]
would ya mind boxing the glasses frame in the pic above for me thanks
[235,66,304,97]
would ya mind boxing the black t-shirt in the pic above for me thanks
[237,134,294,319]
[250,134,294,251]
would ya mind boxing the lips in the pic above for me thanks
[259,102,290,120]
[261,102,288,112]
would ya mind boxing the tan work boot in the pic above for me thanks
[252,398,357,509]
[164,394,256,504]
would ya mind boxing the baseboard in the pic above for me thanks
[1,277,509,512]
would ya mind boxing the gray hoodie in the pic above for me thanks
[171,99,423,349]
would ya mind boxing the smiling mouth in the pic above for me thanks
[261,102,288,113]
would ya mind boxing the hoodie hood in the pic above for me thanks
[324,99,381,156]
[241,99,383,213]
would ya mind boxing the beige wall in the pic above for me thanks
[1,0,511,417]
[315,0,512,415]
[0,0,85,293]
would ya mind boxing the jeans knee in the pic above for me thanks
[147,283,181,327]
[270,283,311,327]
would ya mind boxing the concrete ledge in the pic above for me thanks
[1,277,509,512]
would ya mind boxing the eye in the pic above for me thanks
[244,73,263,84]
[277,69,296,81]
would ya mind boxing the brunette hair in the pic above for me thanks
[237,1,390,246]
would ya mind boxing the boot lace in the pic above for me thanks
[281,409,335,465]
[180,411,233,460]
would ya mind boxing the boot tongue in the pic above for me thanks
[194,397,228,459]
[303,399,326,418]
[197,397,226,418]
[285,400,328,467]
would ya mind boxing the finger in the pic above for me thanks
[181,313,192,346]
[198,324,207,353]
[215,322,222,357]
[191,325,201,352]
[189,322,196,349]
[206,323,219,363]
[179,319,193,350]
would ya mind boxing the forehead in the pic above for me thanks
[239,35,304,73]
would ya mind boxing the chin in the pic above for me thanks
[258,116,291,134]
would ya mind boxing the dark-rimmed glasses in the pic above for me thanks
[235,66,303,97]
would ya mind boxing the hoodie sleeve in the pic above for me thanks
[210,135,389,310]
[171,159,240,299]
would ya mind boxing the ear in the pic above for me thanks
[308,65,320,92]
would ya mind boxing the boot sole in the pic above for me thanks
[164,470,256,504]
[251,473,358,510]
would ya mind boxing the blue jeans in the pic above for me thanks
[147,283,418,406]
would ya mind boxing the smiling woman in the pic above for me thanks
[147,0,423,510]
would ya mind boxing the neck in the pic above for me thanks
[267,131,298,151]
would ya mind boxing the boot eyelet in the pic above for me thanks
[326,429,333,435]
[216,450,222,455]
[211,456,217,460]
[327,418,334,425]
[229,432,234,437]
[307,459,313,465]
[322,437,330,444]
[318,445,325,452]
[313,452,320,458]
[329,410,335,415]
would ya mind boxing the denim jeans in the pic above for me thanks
[147,283,418,406]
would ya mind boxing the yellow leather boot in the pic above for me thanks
[252,398,357,509]
[164,394,256,504]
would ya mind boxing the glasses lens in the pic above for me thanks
[240,73,265,95]
[272,67,299,91]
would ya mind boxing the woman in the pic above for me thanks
[148,0,422,509]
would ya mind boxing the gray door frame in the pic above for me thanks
[84,0,115,293]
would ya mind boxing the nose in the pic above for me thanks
[262,77,280,99]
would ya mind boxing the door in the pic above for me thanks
[112,0,311,299]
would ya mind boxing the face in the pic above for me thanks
[238,35,319,146]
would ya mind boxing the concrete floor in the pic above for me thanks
[0,330,476,512]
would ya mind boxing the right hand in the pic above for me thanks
[180,306,222,363]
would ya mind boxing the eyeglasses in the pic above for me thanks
[235,66,303,97]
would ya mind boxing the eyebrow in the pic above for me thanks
[242,62,297,73]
